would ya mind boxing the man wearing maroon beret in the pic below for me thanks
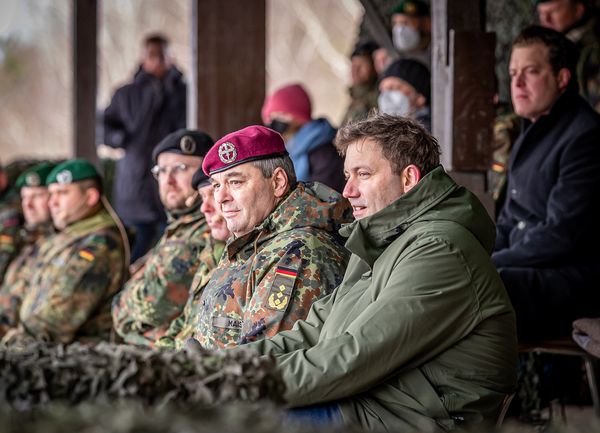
[184,125,352,349]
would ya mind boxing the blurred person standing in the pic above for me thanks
[391,0,432,68]
[103,33,187,262]
[341,42,380,125]
[536,0,600,111]
[261,84,345,192]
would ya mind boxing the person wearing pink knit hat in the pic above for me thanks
[261,83,345,192]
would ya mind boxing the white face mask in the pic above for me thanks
[378,90,411,117]
[393,24,421,52]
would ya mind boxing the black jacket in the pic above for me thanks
[103,66,186,222]
[493,91,600,289]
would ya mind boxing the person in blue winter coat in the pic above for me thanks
[261,83,345,192]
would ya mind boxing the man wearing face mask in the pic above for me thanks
[378,58,431,131]
[261,83,346,192]
[112,129,214,347]
[391,0,432,68]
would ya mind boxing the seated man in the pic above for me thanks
[233,114,517,431]
[536,0,600,111]
[261,84,345,192]
[112,129,214,346]
[341,41,380,125]
[155,168,229,350]
[378,59,431,131]
[0,163,56,335]
[0,162,24,284]
[3,159,127,345]
[187,125,352,349]
[493,26,600,338]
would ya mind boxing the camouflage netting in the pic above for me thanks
[0,401,365,433]
[0,342,285,411]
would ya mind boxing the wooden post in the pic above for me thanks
[431,0,495,216]
[73,0,98,166]
[191,0,266,140]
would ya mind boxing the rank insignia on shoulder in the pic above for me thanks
[0,234,13,244]
[267,266,298,311]
[78,249,95,262]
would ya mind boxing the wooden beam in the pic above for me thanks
[72,0,98,166]
[191,0,266,140]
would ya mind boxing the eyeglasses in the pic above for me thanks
[151,162,190,180]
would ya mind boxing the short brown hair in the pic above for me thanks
[334,114,440,176]
[144,33,169,48]
[512,25,578,93]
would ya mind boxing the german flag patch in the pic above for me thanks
[267,266,298,311]
[0,235,13,245]
[78,249,95,262]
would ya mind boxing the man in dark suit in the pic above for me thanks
[493,25,600,338]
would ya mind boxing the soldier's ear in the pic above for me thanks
[557,68,571,92]
[271,167,289,198]
[84,187,101,207]
[402,164,421,194]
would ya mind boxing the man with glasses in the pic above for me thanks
[112,129,214,347]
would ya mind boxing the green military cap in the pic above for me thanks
[46,159,101,185]
[391,0,430,17]
[15,162,57,189]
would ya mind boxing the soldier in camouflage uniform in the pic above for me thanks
[0,163,24,285]
[155,168,229,350]
[536,0,600,111]
[341,42,380,126]
[185,125,352,350]
[0,163,56,336]
[487,109,521,206]
[111,130,215,347]
[1,159,127,345]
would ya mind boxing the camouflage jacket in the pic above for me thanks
[112,206,209,347]
[155,237,226,350]
[187,182,352,350]
[568,16,600,112]
[8,208,126,345]
[0,189,23,285]
[341,81,379,126]
[0,222,55,336]
[487,111,521,202]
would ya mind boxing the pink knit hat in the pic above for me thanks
[261,83,312,125]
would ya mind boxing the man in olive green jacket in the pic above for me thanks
[237,114,518,432]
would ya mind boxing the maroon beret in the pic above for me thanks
[202,125,288,175]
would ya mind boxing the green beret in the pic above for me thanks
[46,159,101,185]
[391,0,430,17]
[15,162,57,189]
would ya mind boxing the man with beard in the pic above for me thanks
[112,129,215,347]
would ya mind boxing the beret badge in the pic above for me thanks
[56,170,73,184]
[180,135,197,154]
[25,173,41,187]
[218,142,238,164]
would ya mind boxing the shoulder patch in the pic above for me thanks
[266,266,298,311]
[78,248,95,262]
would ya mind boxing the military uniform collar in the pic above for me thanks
[224,185,302,260]
[341,166,457,267]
